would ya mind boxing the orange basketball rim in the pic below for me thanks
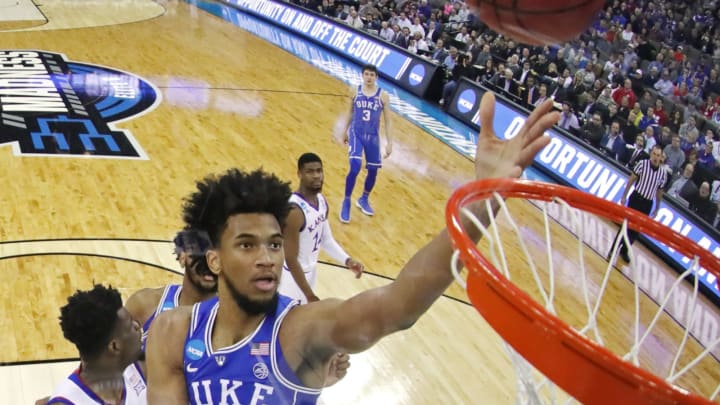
[445,178,718,405]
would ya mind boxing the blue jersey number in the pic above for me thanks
[311,231,321,252]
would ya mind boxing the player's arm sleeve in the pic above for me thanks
[320,219,350,265]
[146,309,191,404]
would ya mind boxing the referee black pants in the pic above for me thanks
[615,192,654,256]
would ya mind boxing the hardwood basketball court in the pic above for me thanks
[1,0,717,403]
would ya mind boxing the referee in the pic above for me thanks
[613,145,667,262]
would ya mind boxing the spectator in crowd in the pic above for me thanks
[580,112,605,148]
[424,20,441,43]
[657,126,674,148]
[653,98,668,126]
[697,141,717,170]
[600,121,626,160]
[664,134,686,176]
[378,21,394,42]
[641,125,658,153]
[679,116,700,152]
[667,162,699,207]
[623,134,648,168]
[558,101,580,132]
[690,181,718,223]
[443,46,458,70]
[638,106,658,131]
[613,79,637,108]
[654,70,675,96]
[394,26,411,48]
[519,76,539,107]
[533,83,550,107]
[409,16,425,38]
[430,39,447,63]
[667,107,684,133]
[345,9,364,29]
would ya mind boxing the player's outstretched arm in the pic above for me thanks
[294,93,559,355]
[145,307,193,404]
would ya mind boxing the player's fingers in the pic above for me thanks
[477,91,496,138]
[521,98,555,142]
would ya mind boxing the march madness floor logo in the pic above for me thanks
[0,50,160,159]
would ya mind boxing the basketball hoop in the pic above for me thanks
[446,178,720,404]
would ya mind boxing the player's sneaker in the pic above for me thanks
[356,196,374,216]
[339,198,351,223]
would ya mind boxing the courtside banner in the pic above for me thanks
[223,0,437,97]
[447,77,720,302]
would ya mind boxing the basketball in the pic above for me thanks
[472,0,607,45]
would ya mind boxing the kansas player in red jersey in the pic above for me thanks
[339,64,393,223]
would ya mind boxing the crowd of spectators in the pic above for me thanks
[289,0,720,230]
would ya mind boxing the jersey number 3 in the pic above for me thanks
[362,110,371,121]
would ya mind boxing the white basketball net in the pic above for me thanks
[450,193,720,404]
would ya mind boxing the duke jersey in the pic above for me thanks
[141,284,182,351]
[350,85,383,136]
[47,362,147,405]
[183,296,321,405]
[279,193,328,302]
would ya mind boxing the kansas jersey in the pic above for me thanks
[279,193,328,302]
[349,85,383,136]
[47,362,147,405]
[183,296,321,405]
[141,284,182,351]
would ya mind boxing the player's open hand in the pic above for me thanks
[346,258,364,279]
[474,92,558,180]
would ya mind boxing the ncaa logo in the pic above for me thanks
[185,339,205,361]
[253,362,269,379]
[456,89,476,114]
[408,64,425,86]
[0,50,159,159]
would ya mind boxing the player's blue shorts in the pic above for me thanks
[348,130,381,168]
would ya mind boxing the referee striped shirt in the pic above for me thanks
[632,159,668,200]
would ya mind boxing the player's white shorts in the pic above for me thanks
[278,266,318,305]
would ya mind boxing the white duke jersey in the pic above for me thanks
[279,192,328,300]
[47,362,147,405]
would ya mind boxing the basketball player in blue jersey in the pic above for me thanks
[145,93,559,404]
[126,229,218,352]
[124,228,350,387]
[280,152,364,304]
[46,284,146,405]
[339,64,392,223]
